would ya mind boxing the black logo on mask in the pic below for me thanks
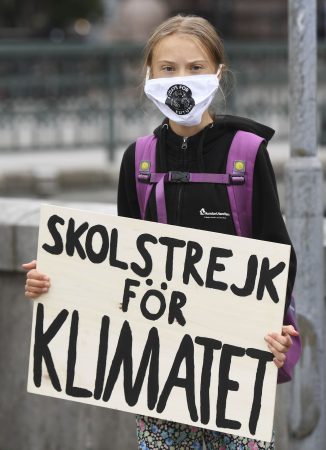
[165,84,195,115]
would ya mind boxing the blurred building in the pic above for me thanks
[0,0,325,41]
[98,0,325,42]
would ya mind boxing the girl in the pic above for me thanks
[23,14,300,450]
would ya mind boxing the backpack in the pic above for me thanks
[134,130,301,383]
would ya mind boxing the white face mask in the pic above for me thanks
[144,66,221,127]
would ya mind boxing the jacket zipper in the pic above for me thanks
[175,137,188,223]
[181,137,188,150]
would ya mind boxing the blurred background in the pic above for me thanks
[0,0,325,210]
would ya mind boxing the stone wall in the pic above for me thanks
[0,198,137,450]
[0,197,325,450]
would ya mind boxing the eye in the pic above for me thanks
[191,64,204,71]
[161,65,174,72]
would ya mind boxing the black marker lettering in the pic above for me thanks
[206,247,233,291]
[195,336,222,424]
[94,315,110,400]
[102,321,159,410]
[140,290,166,321]
[66,218,88,259]
[168,290,187,326]
[158,237,186,281]
[183,241,204,286]
[131,233,158,277]
[216,344,245,430]
[110,228,128,270]
[66,311,92,397]
[33,303,68,391]
[42,214,65,255]
[231,255,258,297]
[246,348,274,435]
[122,278,141,312]
[85,225,109,264]
[257,258,286,302]
[156,334,198,422]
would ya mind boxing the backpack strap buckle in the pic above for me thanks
[229,174,245,185]
[168,171,190,182]
[138,172,151,183]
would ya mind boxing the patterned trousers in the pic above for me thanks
[135,415,275,450]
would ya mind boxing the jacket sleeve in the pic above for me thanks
[252,142,301,383]
[117,142,141,219]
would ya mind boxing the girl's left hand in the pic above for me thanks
[264,325,300,369]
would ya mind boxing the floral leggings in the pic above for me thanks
[135,415,275,450]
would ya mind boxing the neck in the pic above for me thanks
[169,110,214,137]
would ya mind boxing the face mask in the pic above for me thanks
[144,66,221,127]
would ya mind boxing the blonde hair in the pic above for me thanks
[143,14,227,78]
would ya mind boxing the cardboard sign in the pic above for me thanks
[27,204,290,442]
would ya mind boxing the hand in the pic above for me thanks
[21,260,51,299]
[264,325,300,369]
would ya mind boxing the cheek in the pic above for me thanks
[148,56,161,78]
[150,68,159,79]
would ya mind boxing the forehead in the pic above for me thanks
[151,33,213,63]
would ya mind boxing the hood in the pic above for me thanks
[153,114,275,143]
[211,114,275,141]
[152,114,275,172]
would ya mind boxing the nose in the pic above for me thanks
[175,69,186,77]
[174,68,190,77]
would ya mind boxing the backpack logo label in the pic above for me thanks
[165,84,195,115]
[233,160,246,173]
[199,208,230,219]
[139,160,151,172]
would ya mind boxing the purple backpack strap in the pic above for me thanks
[226,130,265,238]
[225,130,301,383]
[135,135,157,219]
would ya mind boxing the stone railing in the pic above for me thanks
[0,42,325,160]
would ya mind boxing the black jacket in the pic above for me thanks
[118,114,297,312]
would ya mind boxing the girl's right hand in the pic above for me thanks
[21,260,51,299]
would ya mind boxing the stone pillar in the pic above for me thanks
[285,0,325,448]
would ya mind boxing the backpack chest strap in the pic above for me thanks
[138,171,246,224]
[138,171,245,185]
[135,130,264,226]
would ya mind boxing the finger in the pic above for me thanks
[267,343,287,364]
[25,285,49,294]
[21,260,37,270]
[26,269,50,281]
[282,325,300,336]
[26,279,50,289]
[265,335,290,352]
[273,357,284,369]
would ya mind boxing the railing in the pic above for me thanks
[0,41,325,159]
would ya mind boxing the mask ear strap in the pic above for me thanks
[145,66,151,81]
[217,64,224,78]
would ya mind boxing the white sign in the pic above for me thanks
[27,204,290,442]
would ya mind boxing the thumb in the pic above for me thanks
[21,260,37,270]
